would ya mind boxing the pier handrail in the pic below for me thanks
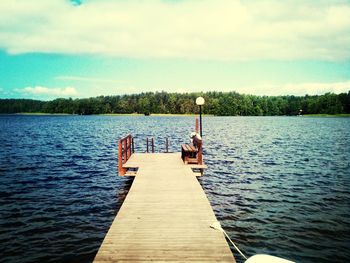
[118,134,134,176]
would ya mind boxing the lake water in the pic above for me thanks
[0,115,349,263]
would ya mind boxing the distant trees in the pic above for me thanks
[0,91,349,116]
[0,99,45,113]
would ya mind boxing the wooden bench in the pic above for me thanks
[181,135,203,165]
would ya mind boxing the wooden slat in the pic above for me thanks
[94,153,235,262]
[188,144,198,152]
[181,144,188,151]
[182,144,197,152]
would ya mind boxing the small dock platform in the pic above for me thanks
[94,152,235,262]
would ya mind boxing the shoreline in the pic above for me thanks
[1,113,349,117]
[2,113,213,117]
[303,114,350,117]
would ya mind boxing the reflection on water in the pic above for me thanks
[0,115,349,263]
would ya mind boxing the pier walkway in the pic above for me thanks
[94,152,235,262]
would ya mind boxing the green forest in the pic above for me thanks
[0,91,349,116]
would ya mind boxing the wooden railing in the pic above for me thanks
[118,134,134,176]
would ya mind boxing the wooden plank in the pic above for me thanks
[188,163,208,169]
[94,153,235,262]
[124,171,137,176]
[122,154,142,169]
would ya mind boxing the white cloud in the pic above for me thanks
[0,0,349,60]
[19,86,78,96]
[238,81,350,96]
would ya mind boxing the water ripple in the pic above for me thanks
[0,115,349,263]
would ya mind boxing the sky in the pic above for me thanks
[0,0,350,100]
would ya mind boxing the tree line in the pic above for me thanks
[0,91,349,116]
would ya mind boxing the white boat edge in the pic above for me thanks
[245,254,295,263]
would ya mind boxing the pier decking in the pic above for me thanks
[94,152,235,262]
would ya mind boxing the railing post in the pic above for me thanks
[132,137,134,153]
[166,137,169,153]
[118,140,125,176]
[128,135,132,157]
[195,117,199,133]
[198,146,203,165]
[146,138,149,153]
[124,138,127,160]
[152,138,155,153]
[196,138,203,165]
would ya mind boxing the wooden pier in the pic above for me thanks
[94,152,235,262]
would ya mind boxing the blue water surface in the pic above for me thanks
[0,115,349,263]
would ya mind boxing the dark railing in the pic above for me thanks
[146,137,155,153]
[118,134,134,176]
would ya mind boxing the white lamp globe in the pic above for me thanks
[196,97,205,106]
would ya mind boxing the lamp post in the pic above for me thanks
[195,97,205,137]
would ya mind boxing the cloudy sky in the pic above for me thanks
[0,0,350,100]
